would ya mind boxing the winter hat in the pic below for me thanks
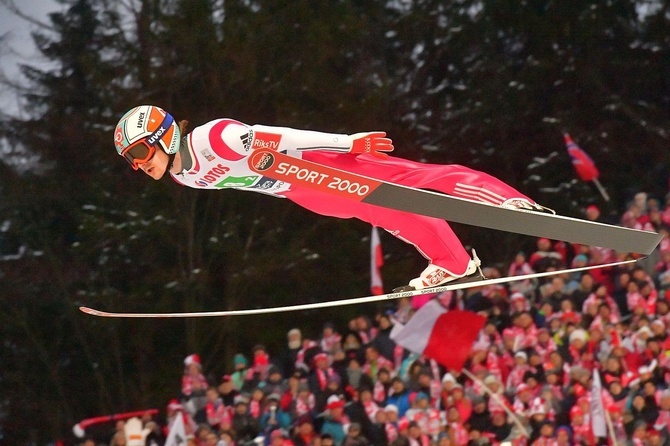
[556,425,572,437]
[385,404,399,413]
[326,395,345,410]
[233,353,248,367]
[296,414,313,426]
[184,354,201,368]
[327,373,342,385]
[415,391,430,401]
[510,292,526,302]
[167,399,182,412]
[442,373,457,384]
[234,395,249,405]
[569,405,583,420]
[514,351,528,361]
[483,375,499,386]
[517,383,531,394]
[270,429,287,439]
[267,393,281,402]
[569,328,588,344]
[572,254,588,266]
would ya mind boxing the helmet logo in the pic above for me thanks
[146,126,166,145]
[146,113,174,146]
[137,112,145,128]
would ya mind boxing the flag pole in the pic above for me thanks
[591,178,610,202]
[604,409,618,446]
[462,369,529,438]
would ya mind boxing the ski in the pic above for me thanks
[79,258,636,318]
[247,150,662,255]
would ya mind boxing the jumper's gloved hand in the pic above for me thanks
[349,131,394,158]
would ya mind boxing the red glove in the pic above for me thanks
[349,131,394,158]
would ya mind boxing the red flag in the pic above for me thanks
[390,300,486,370]
[370,227,384,295]
[565,133,599,182]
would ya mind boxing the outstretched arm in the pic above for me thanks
[250,124,394,158]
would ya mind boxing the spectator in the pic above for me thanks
[231,353,249,390]
[342,422,369,446]
[278,328,303,378]
[529,238,563,272]
[508,251,536,296]
[181,354,208,422]
[308,352,339,404]
[386,376,410,417]
[320,322,343,355]
[486,409,513,443]
[405,420,431,445]
[291,414,317,446]
[205,386,229,431]
[289,381,315,420]
[362,345,393,380]
[231,394,260,443]
[265,365,287,396]
[260,393,292,436]
[368,408,390,446]
[217,374,239,407]
[321,395,349,446]
[320,433,336,446]
[244,345,273,390]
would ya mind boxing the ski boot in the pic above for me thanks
[394,250,485,292]
[501,198,555,214]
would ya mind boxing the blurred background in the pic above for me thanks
[0,0,668,443]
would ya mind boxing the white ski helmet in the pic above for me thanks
[114,105,181,169]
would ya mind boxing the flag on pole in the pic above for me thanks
[565,133,599,182]
[564,133,610,201]
[390,300,486,370]
[370,227,384,295]
[590,369,607,438]
[165,413,187,446]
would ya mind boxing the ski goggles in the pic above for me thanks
[120,113,174,170]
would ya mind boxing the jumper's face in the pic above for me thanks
[139,148,169,180]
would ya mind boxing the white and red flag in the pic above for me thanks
[390,299,486,370]
[370,226,384,295]
[165,411,187,446]
[564,133,609,201]
[590,369,608,440]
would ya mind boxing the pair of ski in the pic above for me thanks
[81,150,661,318]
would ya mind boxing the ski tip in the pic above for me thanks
[79,306,108,317]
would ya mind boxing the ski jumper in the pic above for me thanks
[171,119,532,276]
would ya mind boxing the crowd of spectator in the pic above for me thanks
[86,192,670,446]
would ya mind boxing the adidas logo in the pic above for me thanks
[240,130,253,152]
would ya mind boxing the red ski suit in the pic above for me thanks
[171,119,532,276]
